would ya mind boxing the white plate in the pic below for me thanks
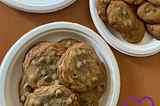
[0,22,120,106]
[89,0,160,57]
[1,0,76,13]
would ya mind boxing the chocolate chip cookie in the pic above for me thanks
[107,1,135,33]
[24,85,79,106]
[58,38,80,49]
[19,74,34,104]
[121,15,145,43]
[23,42,66,89]
[74,91,99,106]
[123,0,144,5]
[137,2,160,23]
[148,0,160,6]
[95,0,110,22]
[146,23,160,40]
[92,62,107,99]
[57,42,101,92]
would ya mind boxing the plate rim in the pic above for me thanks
[89,0,160,57]
[1,0,76,13]
[0,22,120,106]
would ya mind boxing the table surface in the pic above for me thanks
[0,0,159,106]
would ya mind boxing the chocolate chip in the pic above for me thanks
[66,41,73,47]
[96,60,99,65]
[67,83,72,87]
[56,52,62,56]
[55,89,63,96]
[25,85,32,91]
[151,7,157,11]
[46,56,52,63]
[77,49,82,55]
[122,9,127,15]
[43,76,52,82]
[25,85,34,92]
[67,98,73,104]
[145,8,150,13]
[77,61,83,68]
[102,76,104,80]
[101,85,105,89]
[82,49,88,54]
[29,53,34,57]
[71,89,75,92]
[72,74,77,79]
[21,96,25,102]
[83,59,87,65]
[129,33,133,38]
[38,56,46,63]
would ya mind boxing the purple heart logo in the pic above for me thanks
[124,96,154,106]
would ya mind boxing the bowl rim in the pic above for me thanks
[0,22,120,106]
[1,0,76,13]
[89,0,160,57]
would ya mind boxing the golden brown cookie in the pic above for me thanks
[92,62,107,99]
[137,2,160,24]
[23,42,66,89]
[24,85,79,106]
[146,23,160,40]
[107,1,135,33]
[58,38,80,49]
[18,74,34,104]
[123,0,144,5]
[95,0,110,22]
[148,0,160,6]
[57,42,101,92]
[74,91,99,106]
[121,15,145,43]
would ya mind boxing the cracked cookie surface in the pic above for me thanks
[24,85,79,106]
[57,42,101,92]
[23,42,66,89]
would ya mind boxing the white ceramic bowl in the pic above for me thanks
[90,0,160,57]
[1,0,76,13]
[0,22,120,106]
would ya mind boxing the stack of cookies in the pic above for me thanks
[95,0,160,43]
[19,38,107,106]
